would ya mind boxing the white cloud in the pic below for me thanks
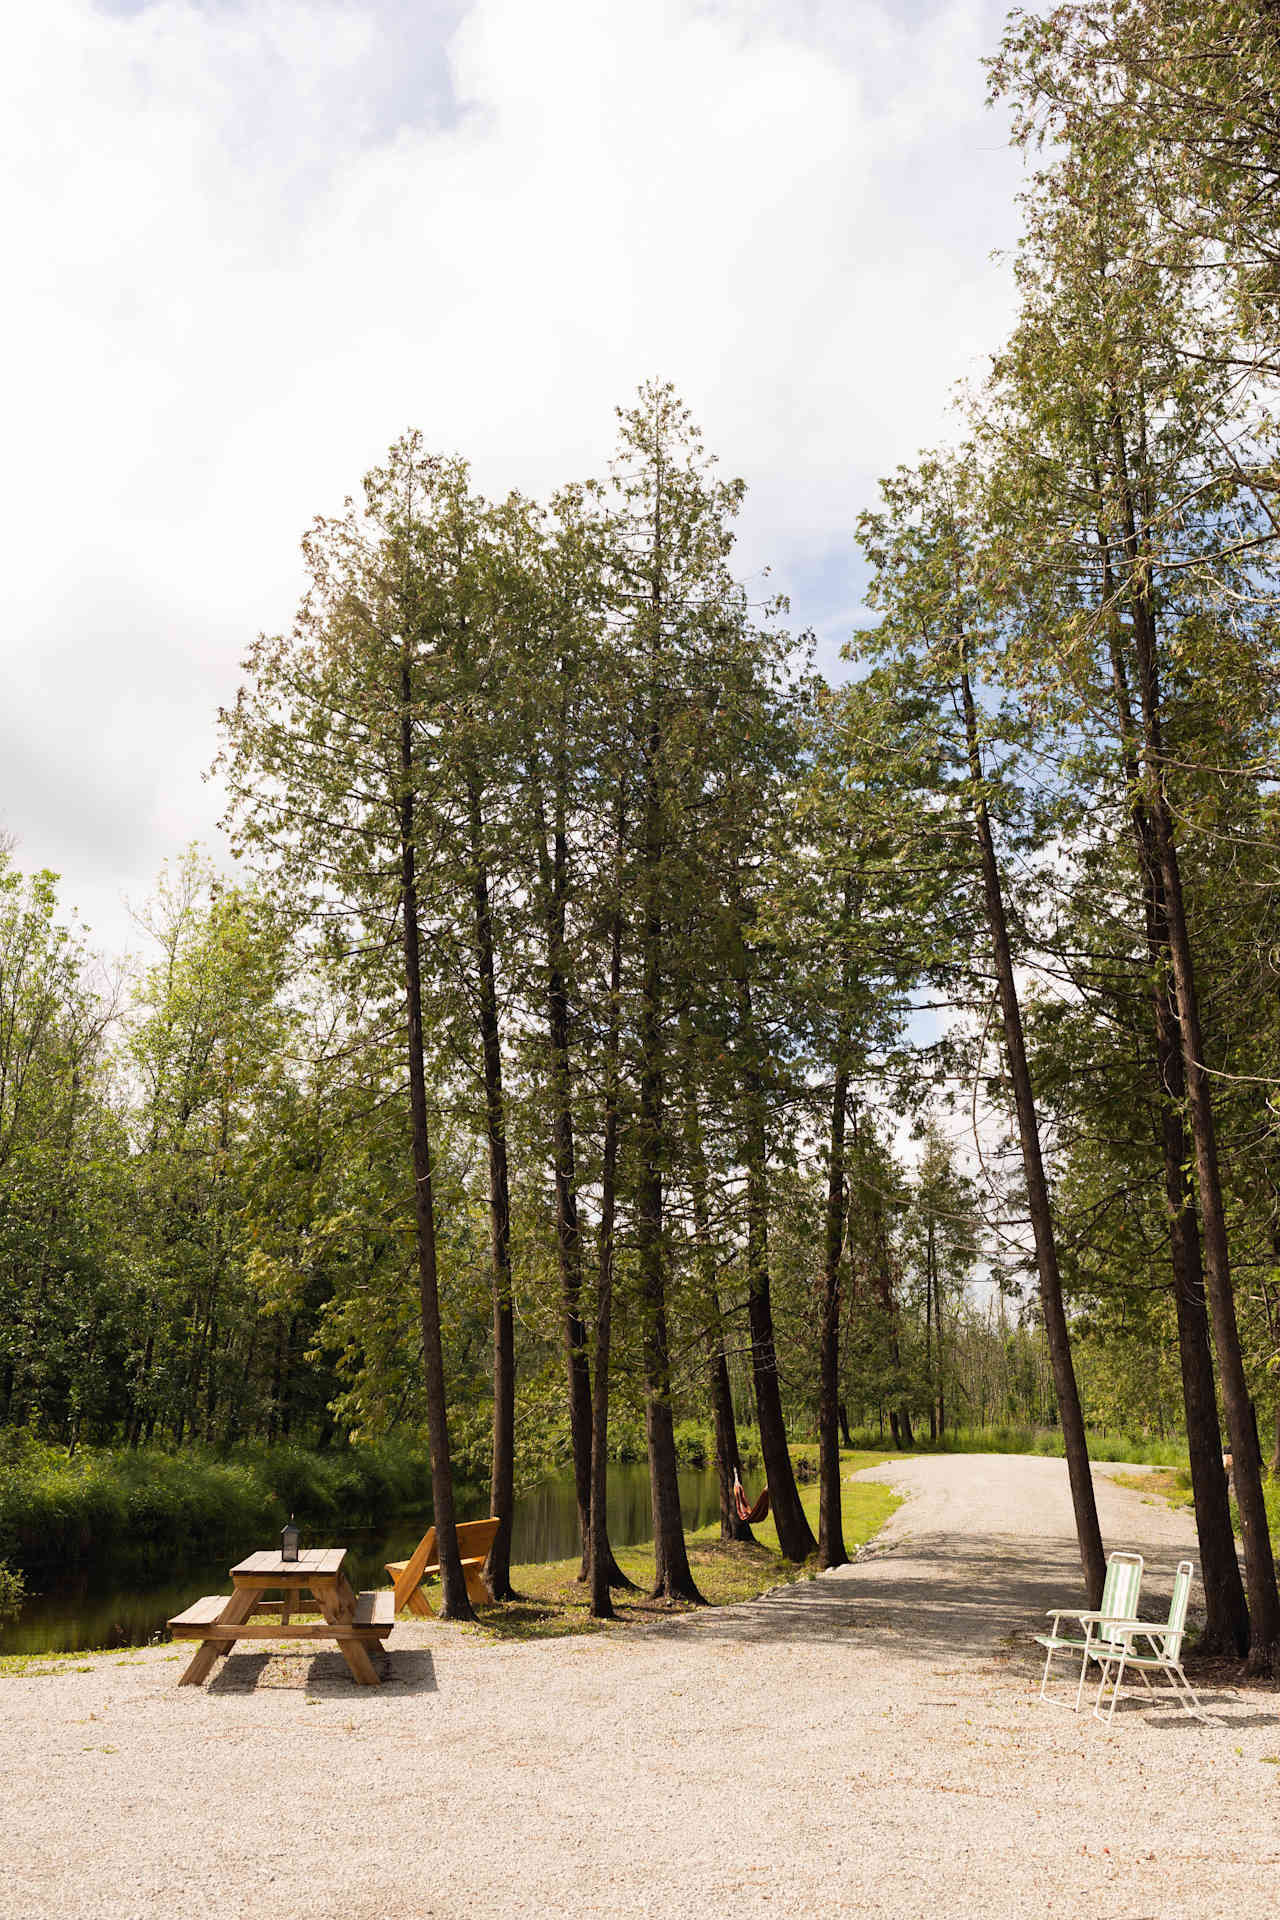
[3,0,1022,953]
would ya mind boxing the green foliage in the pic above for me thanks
[0,1560,24,1620]
[838,1422,1188,1466]
[0,1438,443,1582]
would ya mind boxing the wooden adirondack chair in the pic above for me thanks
[386,1517,501,1616]
[1090,1560,1213,1725]
[1035,1550,1144,1711]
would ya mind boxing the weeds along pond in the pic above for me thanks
[1,1462,723,1656]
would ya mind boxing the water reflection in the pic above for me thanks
[1,1461,722,1656]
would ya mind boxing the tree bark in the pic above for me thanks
[925,1219,936,1442]
[871,1199,914,1452]
[818,1016,851,1569]
[737,971,816,1562]
[465,769,517,1602]
[1104,623,1249,1655]
[958,662,1106,1608]
[636,875,702,1600]
[1110,432,1280,1668]
[399,642,473,1621]
[634,468,704,1607]
[587,817,640,1612]
[531,764,630,1587]
[932,1222,946,1439]
[681,1060,755,1543]
[589,860,629,1617]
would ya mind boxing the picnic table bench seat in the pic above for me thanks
[353,1588,395,1630]
[168,1589,393,1644]
[169,1595,228,1632]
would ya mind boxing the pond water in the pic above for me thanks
[0,1461,723,1656]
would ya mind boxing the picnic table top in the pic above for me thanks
[230,1547,346,1579]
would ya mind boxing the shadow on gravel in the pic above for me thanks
[671,1532,1209,1666]
[1109,1702,1276,1729]
[207,1647,437,1694]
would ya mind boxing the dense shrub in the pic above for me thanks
[0,1560,24,1619]
[0,1437,440,1580]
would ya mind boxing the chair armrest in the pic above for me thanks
[1042,1609,1104,1646]
[1105,1624,1168,1654]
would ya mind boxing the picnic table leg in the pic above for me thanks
[178,1585,258,1687]
[316,1575,381,1687]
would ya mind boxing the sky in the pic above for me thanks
[4,0,1027,960]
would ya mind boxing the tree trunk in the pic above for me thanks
[465,770,517,1602]
[818,1037,850,1569]
[932,1222,946,1439]
[838,1402,853,1449]
[128,1328,154,1449]
[925,1219,936,1442]
[682,1060,754,1544]
[532,766,629,1587]
[1113,461,1280,1668]
[589,868,626,1618]
[400,642,473,1622]
[1105,623,1249,1655]
[546,871,593,1578]
[871,1201,914,1454]
[737,972,816,1563]
[1139,733,1278,1666]
[635,491,703,1607]
[958,662,1105,1608]
[636,974,701,1602]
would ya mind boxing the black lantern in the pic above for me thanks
[281,1516,300,1562]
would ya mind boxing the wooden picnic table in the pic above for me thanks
[168,1547,393,1688]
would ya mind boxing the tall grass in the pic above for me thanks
[0,1436,439,1582]
[839,1423,1189,1467]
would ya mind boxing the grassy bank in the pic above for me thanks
[1114,1463,1280,1558]
[468,1449,899,1640]
[0,1437,440,1582]
[842,1424,1190,1467]
[0,1418,747,1591]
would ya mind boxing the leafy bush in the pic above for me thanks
[671,1419,709,1469]
[0,1560,24,1620]
[0,1437,444,1581]
[1263,1475,1280,1553]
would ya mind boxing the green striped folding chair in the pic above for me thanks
[1034,1551,1144,1711]
[1090,1560,1213,1726]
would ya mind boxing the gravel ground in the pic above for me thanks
[3,1453,1278,1919]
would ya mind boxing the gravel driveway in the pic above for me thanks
[3,1452,1277,1919]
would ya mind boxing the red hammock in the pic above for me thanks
[733,1470,770,1526]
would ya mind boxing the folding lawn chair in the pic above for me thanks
[1090,1559,1214,1726]
[1035,1550,1144,1711]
